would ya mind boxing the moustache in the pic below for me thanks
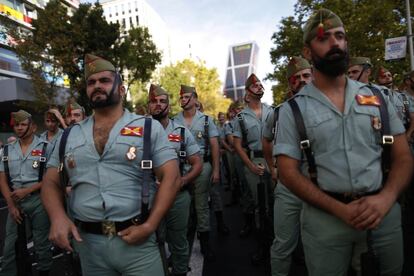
[91,89,107,98]
[325,48,347,60]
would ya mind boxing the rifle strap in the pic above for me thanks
[288,98,318,185]
[141,117,152,220]
[37,142,48,182]
[237,113,249,149]
[2,145,12,189]
[58,126,73,192]
[203,115,210,161]
[400,93,411,130]
[178,126,186,176]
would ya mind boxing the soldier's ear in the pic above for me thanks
[366,68,372,77]
[302,46,311,61]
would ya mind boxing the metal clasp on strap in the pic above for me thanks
[403,100,409,105]
[39,157,47,162]
[141,160,153,170]
[382,135,394,145]
[1,156,8,162]
[102,221,116,237]
[178,151,187,157]
[300,140,310,149]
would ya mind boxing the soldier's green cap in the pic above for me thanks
[64,100,84,116]
[286,56,311,79]
[233,100,244,109]
[84,54,116,80]
[245,73,261,89]
[149,84,169,100]
[180,85,197,96]
[303,8,343,44]
[348,57,372,68]
[10,110,31,126]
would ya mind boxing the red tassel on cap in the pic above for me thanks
[317,23,324,39]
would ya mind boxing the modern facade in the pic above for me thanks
[223,41,259,101]
[100,0,171,66]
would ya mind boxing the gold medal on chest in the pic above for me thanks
[67,154,76,169]
[32,160,39,169]
[126,146,137,161]
[371,116,382,130]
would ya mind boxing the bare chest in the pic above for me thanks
[93,123,115,155]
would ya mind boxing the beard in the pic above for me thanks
[312,47,349,78]
[89,88,121,109]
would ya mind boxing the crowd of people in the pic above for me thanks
[0,7,414,276]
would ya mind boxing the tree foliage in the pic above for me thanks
[145,59,232,117]
[2,0,161,113]
[269,0,413,104]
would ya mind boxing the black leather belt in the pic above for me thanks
[75,215,146,236]
[324,190,380,204]
[248,150,264,158]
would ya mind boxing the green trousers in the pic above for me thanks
[74,231,163,276]
[0,194,52,275]
[161,190,191,274]
[302,202,403,276]
[235,155,254,214]
[194,162,212,232]
[270,183,302,276]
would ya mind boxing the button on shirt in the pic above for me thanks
[173,110,219,156]
[0,136,49,189]
[47,110,177,222]
[232,103,273,151]
[275,79,405,194]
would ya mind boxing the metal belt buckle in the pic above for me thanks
[300,140,310,149]
[141,160,153,170]
[102,221,116,237]
[382,135,394,145]
[1,156,8,162]
[178,151,187,157]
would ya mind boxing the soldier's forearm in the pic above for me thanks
[182,155,202,185]
[233,138,253,168]
[0,174,13,205]
[41,168,67,221]
[210,138,220,171]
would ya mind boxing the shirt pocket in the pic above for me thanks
[352,105,381,145]
[304,112,336,152]
[113,136,143,168]
[65,139,89,174]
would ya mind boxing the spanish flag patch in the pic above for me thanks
[355,94,380,106]
[31,149,43,156]
[168,134,181,142]
[121,126,143,137]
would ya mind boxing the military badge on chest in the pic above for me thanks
[31,149,43,169]
[66,153,76,169]
[126,146,137,161]
[371,117,382,130]
[197,131,203,139]
[32,160,39,169]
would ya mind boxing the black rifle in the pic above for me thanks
[361,230,380,276]
[15,215,32,276]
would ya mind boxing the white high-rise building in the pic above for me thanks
[100,0,171,66]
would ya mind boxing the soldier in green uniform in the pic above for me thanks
[40,54,181,276]
[39,109,64,148]
[263,56,312,276]
[276,9,413,276]
[375,66,396,90]
[147,84,203,276]
[0,110,53,276]
[233,73,274,264]
[173,85,220,261]
[224,101,247,209]
[347,57,372,83]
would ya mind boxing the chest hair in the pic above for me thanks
[93,122,116,155]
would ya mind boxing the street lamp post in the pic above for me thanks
[407,0,414,70]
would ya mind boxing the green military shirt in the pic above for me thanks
[380,86,414,127]
[173,110,219,157]
[165,119,200,174]
[47,110,177,222]
[0,136,49,189]
[224,121,234,136]
[275,79,405,193]
[39,128,63,151]
[232,103,273,151]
